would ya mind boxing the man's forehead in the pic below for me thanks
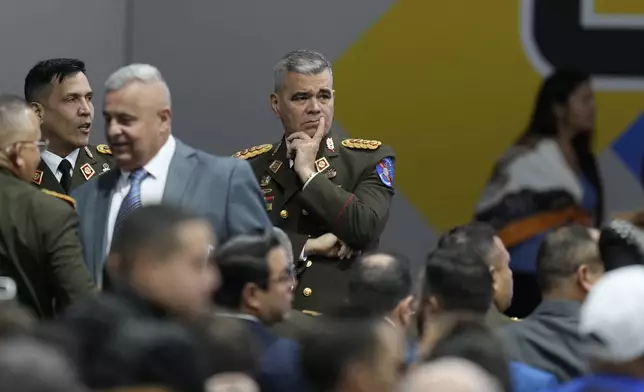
[50,72,91,95]
[282,70,332,91]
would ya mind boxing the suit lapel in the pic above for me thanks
[71,147,98,190]
[36,161,65,193]
[267,140,300,206]
[162,139,197,205]
[92,169,120,278]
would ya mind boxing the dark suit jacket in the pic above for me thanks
[0,169,96,318]
[238,132,396,313]
[72,138,272,282]
[32,145,114,194]
[499,299,588,381]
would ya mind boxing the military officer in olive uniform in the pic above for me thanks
[0,95,96,319]
[24,58,114,194]
[233,50,395,314]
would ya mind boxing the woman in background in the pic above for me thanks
[476,70,604,318]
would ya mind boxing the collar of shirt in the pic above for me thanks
[384,316,397,329]
[41,148,80,174]
[119,135,176,181]
[215,312,260,323]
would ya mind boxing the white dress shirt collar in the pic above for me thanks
[41,148,80,173]
[120,135,176,180]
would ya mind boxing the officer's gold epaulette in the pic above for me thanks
[41,189,76,210]
[96,144,112,155]
[341,138,382,150]
[232,144,273,160]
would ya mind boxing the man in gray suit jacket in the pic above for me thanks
[72,64,272,284]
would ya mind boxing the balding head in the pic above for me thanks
[0,95,39,145]
[103,64,172,172]
[348,252,413,326]
[0,95,42,180]
[400,358,502,392]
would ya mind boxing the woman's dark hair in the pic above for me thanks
[518,69,603,225]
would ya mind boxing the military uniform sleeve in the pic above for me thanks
[33,195,97,306]
[299,148,395,247]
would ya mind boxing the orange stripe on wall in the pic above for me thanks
[498,207,592,248]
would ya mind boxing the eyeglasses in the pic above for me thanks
[2,139,49,154]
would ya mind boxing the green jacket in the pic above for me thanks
[0,169,96,318]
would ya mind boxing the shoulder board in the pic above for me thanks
[341,138,382,150]
[41,189,77,210]
[232,144,273,160]
[96,144,112,155]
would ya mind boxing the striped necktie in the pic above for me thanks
[114,168,148,232]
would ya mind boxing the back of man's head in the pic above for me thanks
[213,232,281,309]
[599,215,644,271]
[438,222,498,266]
[401,358,503,392]
[536,224,603,296]
[109,205,205,277]
[423,248,493,314]
[0,94,33,144]
[348,252,412,317]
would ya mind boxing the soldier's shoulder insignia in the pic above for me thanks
[341,138,382,150]
[41,189,76,210]
[232,144,273,160]
[96,144,112,155]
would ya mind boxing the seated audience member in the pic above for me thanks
[0,336,84,392]
[213,230,293,349]
[423,315,557,392]
[598,212,644,270]
[300,317,405,392]
[499,224,603,381]
[348,252,415,330]
[437,222,514,327]
[399,358,503,392]
[416,247,493,339]
[548,265,644,391]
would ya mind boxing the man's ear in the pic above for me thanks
[241,282,262,311]
[270,93,280,118]
[30,102,44,124]
[395,295,414,328]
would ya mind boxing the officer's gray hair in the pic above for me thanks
[0,95,33,144]
[273,49,333,92]
[105,63,171,107]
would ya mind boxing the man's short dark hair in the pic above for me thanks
[348,252,412,316]
[24,58,86,102]
[537,224,602,293]
[424,248,493,314]
[438,222,498,265]
[599,219,644,271]
[109,205,203,275]
[214,232,281,309]
[300,318,381,392]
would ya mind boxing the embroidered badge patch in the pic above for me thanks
[376,157,394,187]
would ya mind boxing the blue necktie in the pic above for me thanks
[114,169,148,232]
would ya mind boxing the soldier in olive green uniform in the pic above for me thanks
[233,50,395,314]
[24,58,114,194]
[0,95,96,319]
[31,144,114,194]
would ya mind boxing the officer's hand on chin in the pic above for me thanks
[304,232,341,258]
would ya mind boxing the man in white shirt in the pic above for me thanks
[72,63,272,285]
[24,58,114,194]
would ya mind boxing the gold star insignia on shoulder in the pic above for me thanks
[41,189,76,209]
[96,144,112,155]
[341,138,382,150]
[232,144,273,160]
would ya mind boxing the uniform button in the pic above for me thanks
[302,209,308,215]
[280,210,289,219]
[306,261,312,268]
[303,287,312,297]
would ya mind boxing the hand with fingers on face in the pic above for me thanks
[287,117,327,182]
